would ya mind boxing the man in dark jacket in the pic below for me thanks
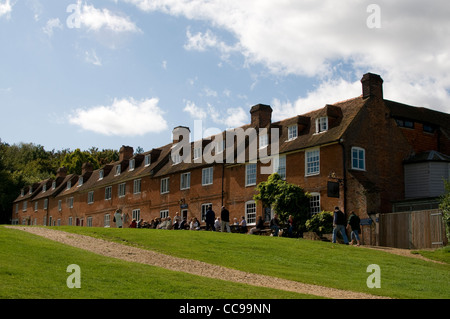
[220,206,231,233]
[347,211,361,246]
[332,206,349,244]
[205,205,215,231]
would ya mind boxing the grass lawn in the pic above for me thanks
[2,225,449,299]
[0,226,320,299]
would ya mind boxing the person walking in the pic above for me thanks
[332,206,349,244]
[220,206,231,233]
[347,211,361,246]
[205,205,215,231]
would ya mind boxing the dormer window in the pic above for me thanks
[78,177,83,187]
[129,159,135,171]
[316,117,328,133]
[259,134,268,149]
[66,181,71,190]
[29,188,33,194]
[21,189,24,196]
[43,185,47,192]
[172,153,181,165]
[52,181,56,189]
[99,170,104,180]
[194,147,202,160]
[288,125,298,140]
[115,165,121,176]
[216,139,225,153]
[145,155,151,166]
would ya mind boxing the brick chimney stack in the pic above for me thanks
[172,126,190,144]
[82,162,94,175]
[56,166,67,178]
[250,104,272,128]
[361,73,383,99]
[119,145,134,161]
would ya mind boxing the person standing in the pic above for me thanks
[220,206,231,233]
[114,209,123,228]
[347,211,361,246]
[332,206,349,244]
[205,205,215,231]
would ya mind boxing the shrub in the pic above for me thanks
[305,211,333,235]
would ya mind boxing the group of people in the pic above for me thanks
[332,206,361,246]
[113,206,249,233]
[113,206,362,245]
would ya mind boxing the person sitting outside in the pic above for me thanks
[248,216,265,235]
[239,216,247,233]
[270,214,280,236]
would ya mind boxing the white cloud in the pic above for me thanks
[183,100,207,119]
[124,0,450,113]
[183,100,248,128]
[42,18,63,37]
[84,49,102,66]
[271,78,361,120]
[0,0,12,18]
[184,28,239,59]
[69,98,168,136]
[70,1,140,33]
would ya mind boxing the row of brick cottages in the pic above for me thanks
[12,73,450,245]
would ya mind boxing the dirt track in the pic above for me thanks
[6,226,396,299]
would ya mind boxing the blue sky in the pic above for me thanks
[1,0,449,152]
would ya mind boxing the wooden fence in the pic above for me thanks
[379,209,447,249]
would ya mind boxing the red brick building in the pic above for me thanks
[12,73,450,245]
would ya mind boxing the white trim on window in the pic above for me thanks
[351,147,366,171]
[245,200,257,225]
[305,148,320,176]
[245,163,257,186]
[180,172,191,190]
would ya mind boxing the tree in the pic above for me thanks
[439,180,450,241]
[60,149,100,175]
[253,173,311,236]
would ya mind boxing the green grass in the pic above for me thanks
[2,226,449,299]
[413,246,450,264]
[0,226,320,299]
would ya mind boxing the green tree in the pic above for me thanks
[439,180,450,241]
[305,211,334,235]
[253,173,311,236]
[60,149,100,175]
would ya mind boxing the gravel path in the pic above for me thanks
[7,226,392,299]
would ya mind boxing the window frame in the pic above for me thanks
[133,179,141,194]
[309,192,321,215]
[180,172,191,190]
[288,125,298,141]
[305,148,320,176]
[245,163,257,186]
[245,200,257,225]
[202,167,213,186]
[105,186,112,200]
[160,177,169,194]
[351,147,366,171]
